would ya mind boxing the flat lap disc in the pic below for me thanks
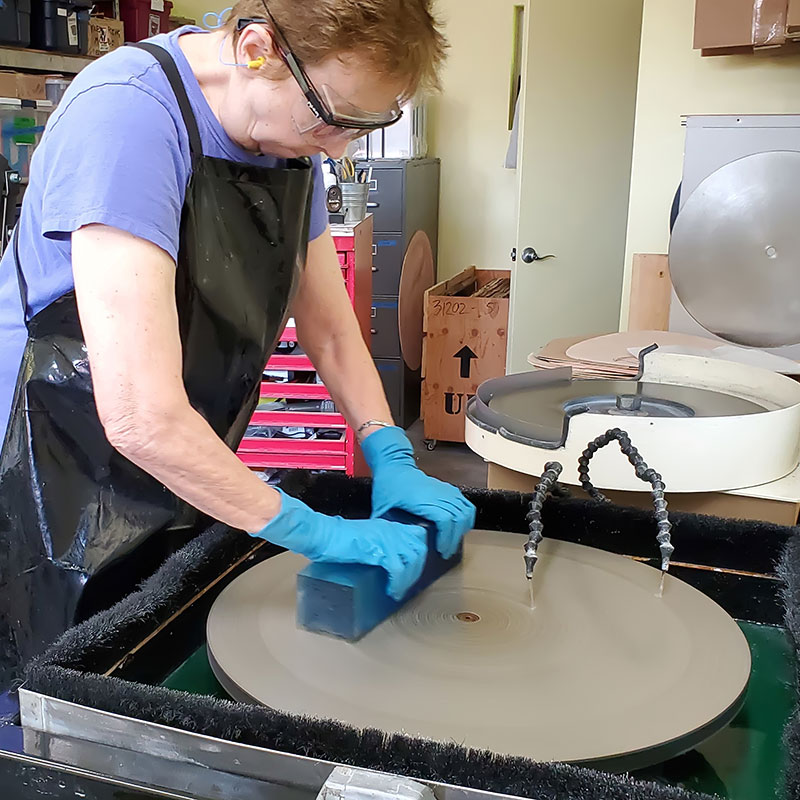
[669,151,800,347]
[207,531,750,771]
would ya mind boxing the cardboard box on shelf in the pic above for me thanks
[16,73,46,101]
[87,16,124,57]
[0,73,17,99]
[0,71,47,101]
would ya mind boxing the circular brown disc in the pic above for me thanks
[398,231,434,371]
[566,331,719,367]
[207,531,750,771]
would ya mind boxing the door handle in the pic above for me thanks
[521,247,556,264]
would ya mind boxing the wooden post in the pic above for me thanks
[628,254,672,332]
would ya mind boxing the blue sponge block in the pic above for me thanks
[296,513,463,641]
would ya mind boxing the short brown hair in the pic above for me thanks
[227,0,448,97]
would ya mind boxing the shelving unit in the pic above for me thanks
[237,216,373,477]
[0,45,95,74]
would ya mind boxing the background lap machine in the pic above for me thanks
[5,116,800,800]
[517,115,800,520]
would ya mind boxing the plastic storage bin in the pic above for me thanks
[45,76,71,106]
[0,99,53,178]
[31,0,92,54]
[0,0,31,47]
[119,0,173,42]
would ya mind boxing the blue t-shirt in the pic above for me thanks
[0,26,326,439]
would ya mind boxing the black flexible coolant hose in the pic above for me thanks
[577,428,674,572]
[524,462,563,579]
[525,429,675,579]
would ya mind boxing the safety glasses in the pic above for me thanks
[237,0,404,134]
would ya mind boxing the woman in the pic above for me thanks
[0,0,474,683]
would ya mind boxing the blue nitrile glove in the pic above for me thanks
[254,489,428,600]
[361,426,476,559]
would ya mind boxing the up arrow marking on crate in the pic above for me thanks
[454,346,478,379]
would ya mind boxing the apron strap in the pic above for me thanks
[130,42,203,158]
[12,225,29,322]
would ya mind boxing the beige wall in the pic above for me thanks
[428,0,519,280]
[171,0,206,21]
[621,0,800,324]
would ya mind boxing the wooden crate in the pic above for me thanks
[421,267,510,444]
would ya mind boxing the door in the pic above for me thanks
[507,0,644,372]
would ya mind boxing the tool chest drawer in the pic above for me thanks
[267,353,315,371]
[370,299,401,358]
[250,410,345,429]
[337,250,355,268]
[260,382,331,401]
[239,431,347,469]
[241,412,347,472]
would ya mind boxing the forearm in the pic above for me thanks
[294,230,394,439]
[107,401,281,533]
[305,314,394,438]
[71,225,282,534]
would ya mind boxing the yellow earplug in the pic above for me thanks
[247,56,266,70]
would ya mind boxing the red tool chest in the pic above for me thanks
[237,217,373,476]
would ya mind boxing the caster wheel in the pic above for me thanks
[425,439,438,451]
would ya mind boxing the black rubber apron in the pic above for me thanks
[0,42,313,684]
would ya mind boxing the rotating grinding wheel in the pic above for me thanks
[398,231,435,371]
[669,150,800,348]
[207,530,751,772]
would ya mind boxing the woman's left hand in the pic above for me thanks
[361,426,476,559]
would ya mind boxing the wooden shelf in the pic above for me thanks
[0,45,96,74]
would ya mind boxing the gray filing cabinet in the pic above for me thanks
[360,158,440,428]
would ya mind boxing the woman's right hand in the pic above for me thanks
[253,489,428,600]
